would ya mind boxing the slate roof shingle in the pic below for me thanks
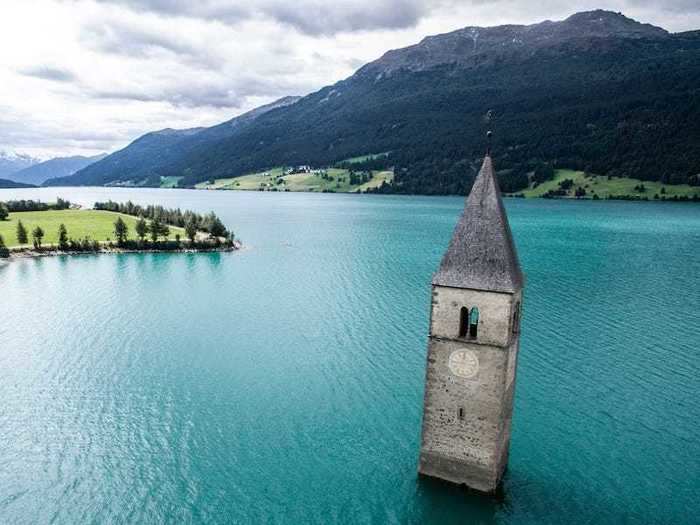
[432,155,523,293]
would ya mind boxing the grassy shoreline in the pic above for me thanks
[194,167,393,193]
[0,198,242,264]
[6,240,239,261]
[509,169,700,201]
[0,209,186,248]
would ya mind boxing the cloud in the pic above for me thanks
[87,69,306,109]
[260,1,426,34]
[85,22,193,57]
[628,0,700,13]
[94,0,248,24]
[19,66,76,82]
[81,18,217,65]
[91,0,700,39]
[94,0,428,35]
[0,105,125,157]
[2,0,700,158]
[91,85,245,108]
[74,9,337,110]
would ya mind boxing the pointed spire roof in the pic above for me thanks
[432,154,523,293]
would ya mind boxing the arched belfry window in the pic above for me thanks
[469,307,480,338]
[459,307,469,338]
[512,302,521,334]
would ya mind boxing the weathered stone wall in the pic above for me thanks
[419,285,522,493]
[430,286,520,347]
[419,337,510,491]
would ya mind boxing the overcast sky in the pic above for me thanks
[1,0,698,159]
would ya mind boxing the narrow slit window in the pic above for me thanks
[512,302,520,334]
[469,307,479,338]
[458,407,464,420]
[459,307,469,338]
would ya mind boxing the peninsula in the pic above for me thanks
[0,199,239,260]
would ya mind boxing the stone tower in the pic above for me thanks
[418,151,524,494]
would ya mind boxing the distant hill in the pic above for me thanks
[0,151,40,180]
[10,154,107,186]
[49,10,700,194]
[47,96,301,187]
[0,178,36,188]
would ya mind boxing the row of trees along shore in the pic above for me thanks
[1,198,71,213]
[0,217,234,259]
[94,200,230,239]
[0,200,235,258]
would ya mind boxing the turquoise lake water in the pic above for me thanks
[1,188,698,524]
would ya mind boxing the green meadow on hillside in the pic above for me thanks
[195,167,393,193]
[0,209,185,248]
[512,169,700,200]
[338,152,390,164]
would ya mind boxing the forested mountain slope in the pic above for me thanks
[52,11,700,194]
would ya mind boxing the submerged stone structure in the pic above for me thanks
[418,149,524,494]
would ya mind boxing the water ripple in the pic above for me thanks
[0,190,698,524]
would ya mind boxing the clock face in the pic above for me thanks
[448,349,479,379]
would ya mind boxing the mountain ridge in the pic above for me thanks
[47,96,302,187]
[48,10,700,193]
[361,10,669,77]
[0,178,36,189]
[10,153,107,185]
[0,151,40,180]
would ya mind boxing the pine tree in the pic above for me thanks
[16,220,28,245]
[32,226,44,249]
[0,234,9,258]
[135,216,148,241]
[58,224,69,250]
[149,216,163,242]
[185,218,197,243]
[206,212,227,238]
[0,203,8,221]
[113,217,128,245]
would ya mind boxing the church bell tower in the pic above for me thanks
[418,141,524,493]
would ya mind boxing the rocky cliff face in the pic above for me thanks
[359,10,669,77]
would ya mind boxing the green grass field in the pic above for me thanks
[513,169,700,200]
[195,167,393,193]
[0,209,185,248]
[337,152,389,164]
[356,170,394,192]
